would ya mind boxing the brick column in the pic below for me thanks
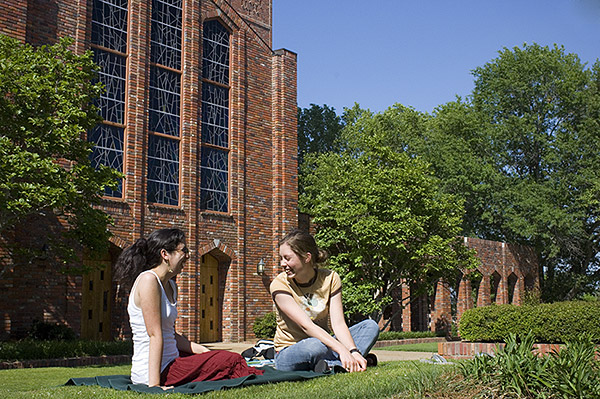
[271,48,298,258]
[512,276,524,305]
[401,281,411,331]
[126,0,150,241]
[477,275,491,307]
[177,0,201,343]
[432,280,451,332]
[496,275,508,304]
[456,278,472,321]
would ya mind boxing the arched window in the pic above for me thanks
[200,20,230,213]
[88,0,128,197]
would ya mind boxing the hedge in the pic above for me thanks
[459,301,600,343]
[0,339,132,361]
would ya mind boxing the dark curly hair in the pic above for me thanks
[114,228,186,284]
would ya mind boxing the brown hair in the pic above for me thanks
[279,229,328,267]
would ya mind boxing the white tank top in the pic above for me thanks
[128,270,179,385]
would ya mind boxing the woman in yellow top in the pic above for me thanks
[270,229,379,372]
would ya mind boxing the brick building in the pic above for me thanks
[1,0,297,342]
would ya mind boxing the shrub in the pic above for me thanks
[378,331,441,341]
[27,320,76,341]
[0,339,132,361]
[459,301,600,343]
[253,311,276,339]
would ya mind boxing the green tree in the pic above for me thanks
[300,105,478,320]
[469,44,600,299]
[297,104,344,168]
[0,35,120,274]
[368,45,600,300]
[339,102,497,240]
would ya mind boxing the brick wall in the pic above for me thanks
[377,237,539,333]
[0,0,297,342]
[428,237,539,332]
[438,341,564,359]
[1,0,28,41]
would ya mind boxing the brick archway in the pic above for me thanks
[387,237,539,333]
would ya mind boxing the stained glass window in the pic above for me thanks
[89,125,124,197]
[149,66,180,136]
[147,135,180,206]
[91,0,128,53]
[89,0,127,198]
[147,0,182,205]
[200,20,230,213]
[151,0,182,70]
[202,21,229,85]
[201,82,228,147]
[200,147,228,212]
[94,50,126,124]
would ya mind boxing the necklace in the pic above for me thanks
[293,270,318,304]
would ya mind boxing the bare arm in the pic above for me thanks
[329,292,366,371]
[136,273,165,387]
[273,293,363,372]
[175,333,210,354]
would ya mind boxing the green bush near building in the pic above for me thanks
[459,301,600,343]
[252,312,277,339]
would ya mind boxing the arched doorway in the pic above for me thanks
[199,253,220,342]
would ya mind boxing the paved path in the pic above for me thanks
[204,341,435,362]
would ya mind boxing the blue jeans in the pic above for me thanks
[274,319,380,371]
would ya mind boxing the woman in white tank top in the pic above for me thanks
[114,228,263,389]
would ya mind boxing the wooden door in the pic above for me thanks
[199,254,219,342]
[81,253,112,341]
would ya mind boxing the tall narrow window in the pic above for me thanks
[147,0,182,205]
[200,20,230,213]
[89,0,128,197]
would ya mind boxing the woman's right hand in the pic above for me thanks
[339,349,366,372]
[148,384,174,390]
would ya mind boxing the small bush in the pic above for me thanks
[27,320,76,341]
[253,311,276,339]
[459,301,600,343]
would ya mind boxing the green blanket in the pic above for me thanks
[65,366,328,394]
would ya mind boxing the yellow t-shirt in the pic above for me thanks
[270,268,342,351]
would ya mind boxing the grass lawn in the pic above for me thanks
[0,361,459,399]
[379,343,439,352]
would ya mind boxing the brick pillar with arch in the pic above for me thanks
[432,280,451,332]
[477,275,491,307]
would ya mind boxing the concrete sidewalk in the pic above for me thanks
[203,341,436,362]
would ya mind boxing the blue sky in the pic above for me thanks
[272,0,600,115]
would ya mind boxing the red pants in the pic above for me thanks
[161,350,264,386]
